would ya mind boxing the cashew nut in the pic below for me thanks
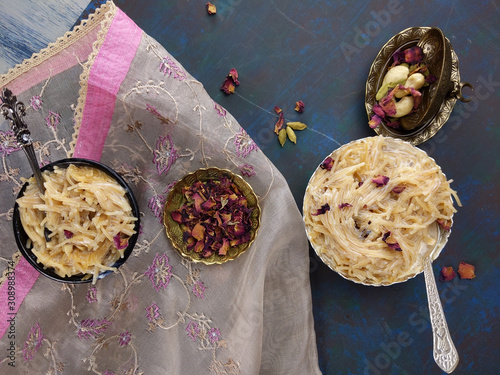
[395,73,426,98]
[382,65,409,87]
[393,96,414,118]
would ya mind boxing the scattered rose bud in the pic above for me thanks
[382,231,402,251]
[220,68,240,95]
[274,106,285,134]
[338,203,352,209]
[439,266,456,282]
[312,203,330,216]
[372,175,389,186]
[206,2,217,14]
[294,100,305,113]
[64,230,74,239]
[392,185,405,194]
[320,157,334,171]
[458,262,476,279]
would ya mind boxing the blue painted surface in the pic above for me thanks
[3,1,500,374]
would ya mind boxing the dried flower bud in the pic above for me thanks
[458,262,476,279]
[439,266,456,282]
[206,2,217,14]
[294,100,305,113]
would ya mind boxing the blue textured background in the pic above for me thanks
[2,1,499,374]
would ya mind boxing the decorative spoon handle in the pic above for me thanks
[423,258,459,373]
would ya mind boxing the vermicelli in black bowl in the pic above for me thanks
[12,158,140,284]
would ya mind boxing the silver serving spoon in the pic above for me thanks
[1,88,51,241]
[423,228,459,373]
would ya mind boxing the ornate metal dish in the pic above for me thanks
[163,167,260,265]
[365,27,472,145]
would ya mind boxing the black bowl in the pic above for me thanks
[12,158,140,283]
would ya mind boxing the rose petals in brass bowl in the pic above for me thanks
[163,167,261,265]
[365,27,472,145]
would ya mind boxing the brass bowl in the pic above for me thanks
[365,27,472,145]
[163,167,261,265]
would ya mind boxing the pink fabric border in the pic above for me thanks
[74,8,142,159]
[0,9,142,340]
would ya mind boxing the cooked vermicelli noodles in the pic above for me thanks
[303,136,460,285]
[17,164,137,283]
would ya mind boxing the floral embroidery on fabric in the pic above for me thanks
[146,103,172,125]
[153,135,179,175]
[213,101,227,117]
[146,303,161,322]
[77,318,112,340]
[145,253,173,292]
[186,321,200,342]
[159,56,186,81]
[30,95,43,110]
[119,331,132,346]
[239,164,256,177]
[148,193,167,222]
[87,287,98,303]
[192,280,206,299]
[0,130,22,156]
[208,328,221,344]
[45,110,61,129]
[234,129,257,158]
[23,322,44,361]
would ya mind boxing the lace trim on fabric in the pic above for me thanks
[0,1,115,89]
[70,1,118,155]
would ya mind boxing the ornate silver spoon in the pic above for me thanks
[1,88,51,241]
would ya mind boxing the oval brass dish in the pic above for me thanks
[163,167,261,265]
[365,27,471,145]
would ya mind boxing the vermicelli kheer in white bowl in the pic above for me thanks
[303,136,460,286]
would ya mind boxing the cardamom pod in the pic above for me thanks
[286,121,308,131]
[286,126,297,144]
[278,128,287,146]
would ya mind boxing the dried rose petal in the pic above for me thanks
[385,120,401,129]
[372,103,385,118]
[172,175,254,258]
[206,2,217,15]
[425,74,437,84]
[437,219,452,231]
[220,68,240,95]
[382,232,402,251]
[113,233,129,250]
[458,262,476,279]
[369,114,382,129]
[312,203,330,216]
[338,203,352,209]
[392,185,405,194]
[404,46,424,65]
[294,100,305,113]
[228,68,240,85]
[64,230,74,239]
[439,266,456,282]
[392,49,405,66]
[274,106,285,134]
[372,175,389,186]
[220,79,235,94]
[320,157,334,171]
